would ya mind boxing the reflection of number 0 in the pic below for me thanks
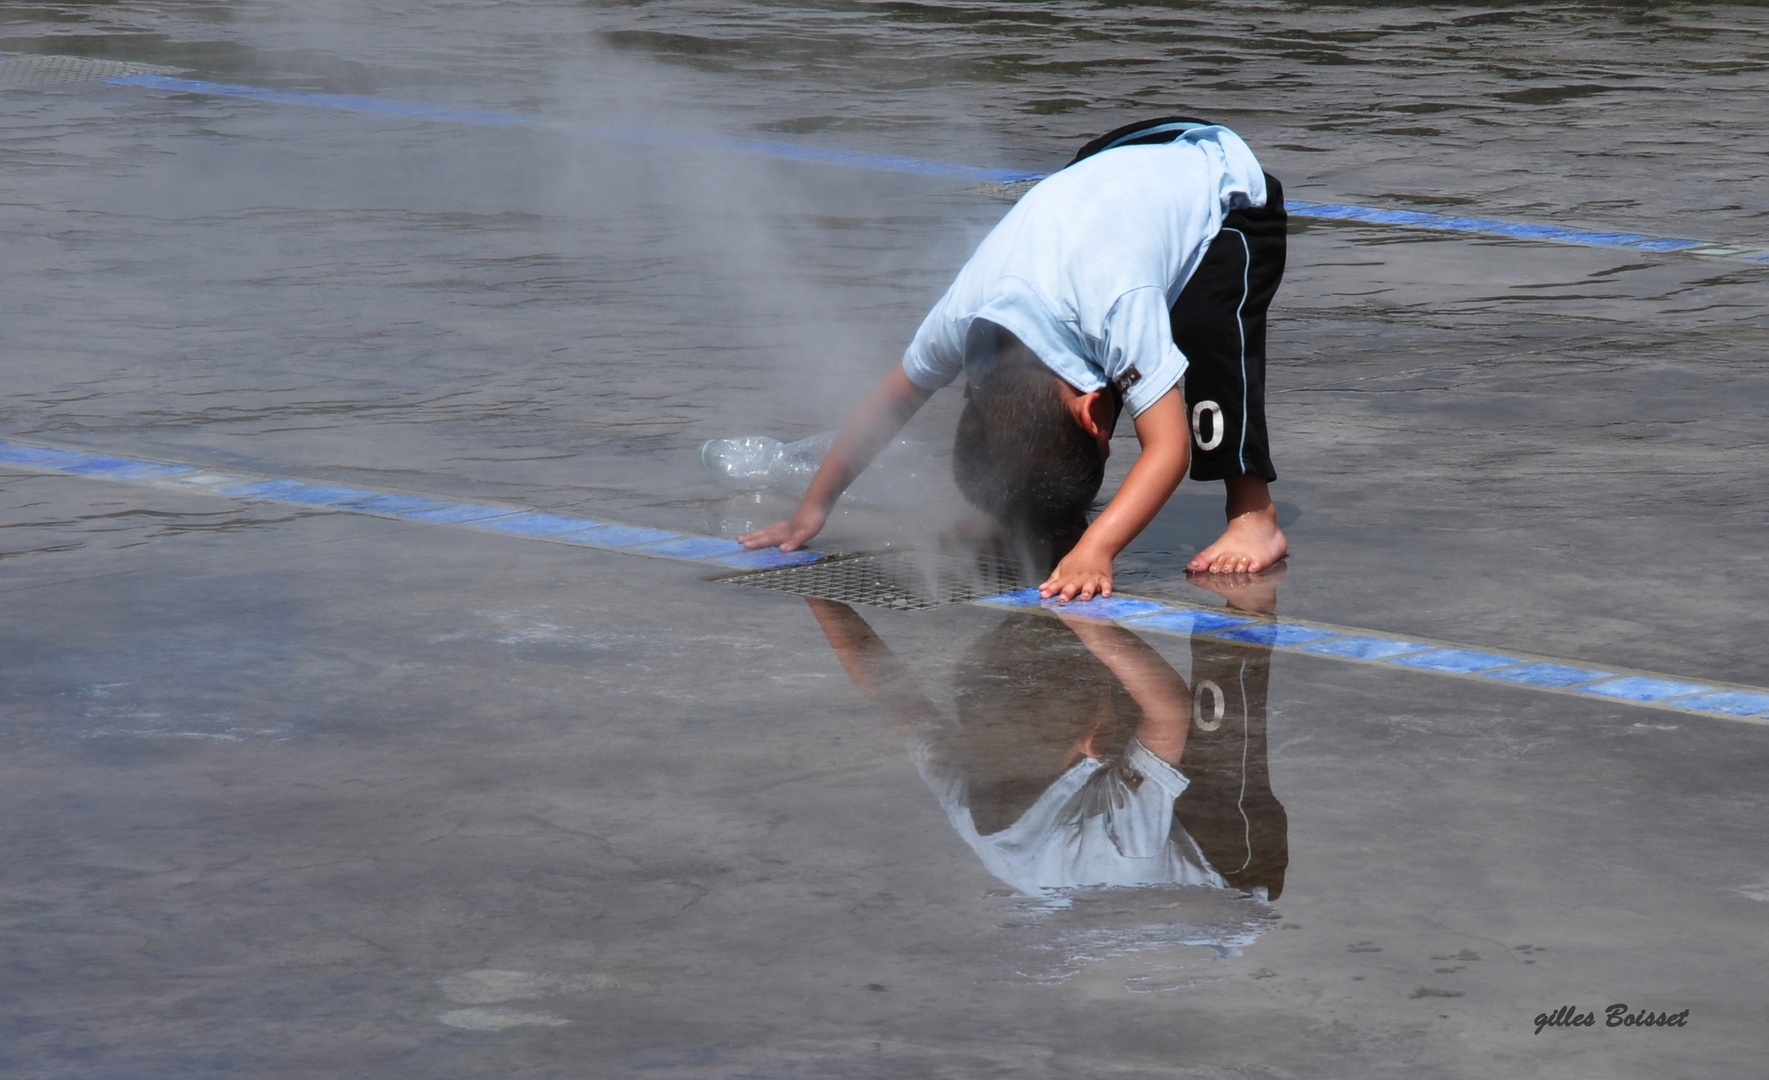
[1191,400,1224,451]
[1194,680,1225,731]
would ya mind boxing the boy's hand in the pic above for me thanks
[738,366,934,554]
[1037,388,1190,604]
[740,503,827,551]
[1040,539,1114,602]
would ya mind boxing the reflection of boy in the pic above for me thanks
[807,598,1287,898]
[745,118,1289,599]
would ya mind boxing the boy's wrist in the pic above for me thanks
[1071,527,1124,563]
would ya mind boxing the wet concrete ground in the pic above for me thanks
[3,466,1766,1078]
[5,2,1769,1076]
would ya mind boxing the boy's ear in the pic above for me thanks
[1072,389,1115,438]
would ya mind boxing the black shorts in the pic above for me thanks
[1075,118,1286,483]
[1171,178,1286,483]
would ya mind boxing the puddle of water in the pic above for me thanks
[2,491,1765,1076]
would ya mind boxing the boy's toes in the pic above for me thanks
[1201,551,1268,575]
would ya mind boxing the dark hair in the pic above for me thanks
[952,328,1108,550]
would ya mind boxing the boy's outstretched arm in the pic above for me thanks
[1041,387,1190,602]
[740,366,934,551]
[1058,614,1190,765]
[805,597,942,733]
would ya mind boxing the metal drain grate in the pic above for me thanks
[0,54,181,90]
[719,549,1030,611]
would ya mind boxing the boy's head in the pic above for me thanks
[952,328,1117,554]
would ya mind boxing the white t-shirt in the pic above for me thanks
[911,734,1226,896]
[901,126,1269,418]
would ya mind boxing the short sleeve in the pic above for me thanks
[1099,287,1188,417]
[901,286,968,391]
[1077,739,1190,860]
[1122,738,1189,799]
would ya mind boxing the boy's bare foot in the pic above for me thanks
[1188,511,1288,574]
[1186,562,1287,615]
[1188,477,1288,574]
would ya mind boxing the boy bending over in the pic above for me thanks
[741,118,1288,600]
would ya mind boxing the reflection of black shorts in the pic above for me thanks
[1073,119,1286,483]
[1175,633,1289,900]
[1172,179,1285,483]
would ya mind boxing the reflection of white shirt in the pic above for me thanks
[912,735,1226,897]
[900,126,1269,418]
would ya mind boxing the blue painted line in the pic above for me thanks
[56,455,189,478]
[1213,623,1339,648]
[1290,203,1372,220]
[218,478,305,498]
[1356,209,1451,227]
[5,434,1767,725]
[1481,662,1614,688]
[1034,596,1168,621]
[974,588,1165,621]
[1295,635,1433,661]
[94,73,1757,260]
[1123,609,1257,635]
[103,74,1038,184]
[638,535,747,560]
[396,502,522,524]
[569,523,679,549]
[709,547,826,570]
[1628,237,1710,253]
[977,587,1047,609]
[1492,224,1589,240]
[472,512,605,537]
[0,444,92,468]
[1389,648,1521,674]
[0,436,784,569]
[1580,676,1710,702]
[1676,690,1769,717]
[263,482,382,506]
[1435,216,1520,234]
[1286,199,1719,255]
[335,492,455,516]
[218,478,387,506]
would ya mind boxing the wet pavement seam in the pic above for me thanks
[6,435,1768,727]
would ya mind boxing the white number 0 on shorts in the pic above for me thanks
[1191,400,1225,451]
[1194,680,1226,731]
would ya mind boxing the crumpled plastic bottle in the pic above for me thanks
[700,431,928,500]
[699,432,836,492]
